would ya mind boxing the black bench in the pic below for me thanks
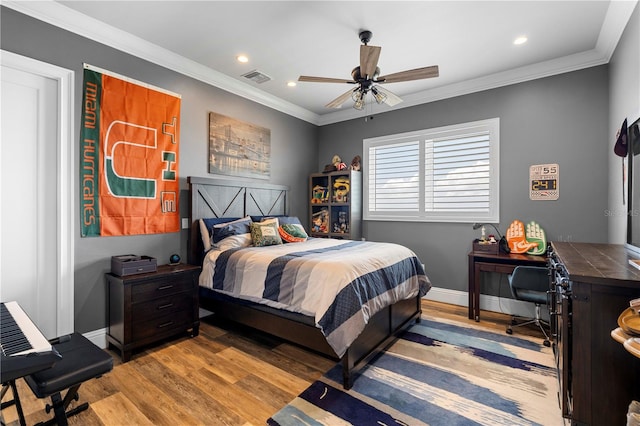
[25,333,113,426]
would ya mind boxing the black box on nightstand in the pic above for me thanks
[111,254,157,276]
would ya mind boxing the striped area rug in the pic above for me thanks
[268,316,562,426]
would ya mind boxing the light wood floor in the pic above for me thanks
[1,300,548,426]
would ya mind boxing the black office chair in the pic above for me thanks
[505,266,551,347]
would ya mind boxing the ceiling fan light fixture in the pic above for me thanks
[371,86,387,104]
[352,89,366,110]
[297,29,439,110]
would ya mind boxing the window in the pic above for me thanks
[363,118,499,223]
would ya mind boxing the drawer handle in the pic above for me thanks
[158,321,174,328]
[157,303,174,310]
[157,285,173,291]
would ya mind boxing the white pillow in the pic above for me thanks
[199,219,212,252]
[215,233,253,251]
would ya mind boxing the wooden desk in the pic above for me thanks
[468,250,547,321]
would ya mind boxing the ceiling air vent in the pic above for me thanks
[241,70,271,84]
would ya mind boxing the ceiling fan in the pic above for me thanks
[298,30,439,110]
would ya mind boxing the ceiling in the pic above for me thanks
[6,1,638,125]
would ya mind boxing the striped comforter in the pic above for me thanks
[199,238,431,357]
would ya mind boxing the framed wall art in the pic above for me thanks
[208,112,270,180]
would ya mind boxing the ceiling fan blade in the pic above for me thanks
[326,88,357,109]
[360,45,381,78]
[374,85,403,106]
[298,76,353,84]
[378,65,439,83]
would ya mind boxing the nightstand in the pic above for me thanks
[106,263,200,362]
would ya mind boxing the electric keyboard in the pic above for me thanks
[1,301,61,383]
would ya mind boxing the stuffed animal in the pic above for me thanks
[332,155,347,171]
[333,177,350,202]
[350,155,361,171]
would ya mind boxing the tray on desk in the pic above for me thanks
[473,240,499,254]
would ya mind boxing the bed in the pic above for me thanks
[187,176,431,389]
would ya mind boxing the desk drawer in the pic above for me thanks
[477,262,516,275]
[131,275,194,303]
[495,265,516,274]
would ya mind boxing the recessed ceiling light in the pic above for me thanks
[237,55,249,63]
[287,81,297,87]
[513,36,528,45]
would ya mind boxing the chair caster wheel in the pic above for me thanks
[543,340,551,347]
[506,328,513,335]
[45,404,52,413]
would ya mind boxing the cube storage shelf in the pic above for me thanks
[309,170,361,240]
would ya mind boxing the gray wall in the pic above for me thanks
[1,7,318,333]
[608,3,640,243]
[319,66,610,293]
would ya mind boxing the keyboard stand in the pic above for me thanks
[1,379,26,426]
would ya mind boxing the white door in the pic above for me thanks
[0,51,74,339]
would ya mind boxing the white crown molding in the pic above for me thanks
[596,0,639,61]
[2,0,321,125]
[4,0,636,127]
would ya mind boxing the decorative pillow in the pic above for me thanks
[279,223,308,243]
[200,217,241,251]
[259,217,279,227]
[212,216,252,244]
[215,233,253,251]
[250,221,283,247]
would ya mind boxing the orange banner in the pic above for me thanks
[81,67,181,236]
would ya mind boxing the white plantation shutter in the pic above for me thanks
[364,118,499,222]
[368,140,421,212]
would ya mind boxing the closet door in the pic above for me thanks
[0,51,74,338]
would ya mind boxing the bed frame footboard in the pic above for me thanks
[201,289,422,389]
[340,295,421,389]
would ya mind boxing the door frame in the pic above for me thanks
[1,49,75,336]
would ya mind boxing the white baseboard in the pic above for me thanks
[423,286,550,321]
[84,287,548,348]
[83,327,108,349]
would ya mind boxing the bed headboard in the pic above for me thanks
[187,176,289,264]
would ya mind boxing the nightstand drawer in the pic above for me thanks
[132,310,193,341]
[131,275,194,302]
[132,293,193,322]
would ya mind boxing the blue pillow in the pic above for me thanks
[250,215,287,222]
[202,217,240,237]
[278,216,302,226]
[200,217,241,252]
[251,215,301,226]
[212,217,252,244]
